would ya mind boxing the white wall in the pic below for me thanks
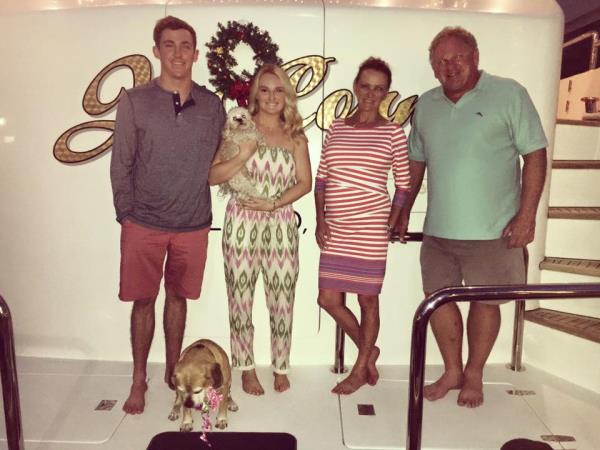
[0,1,563,372]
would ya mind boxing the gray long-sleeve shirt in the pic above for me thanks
[110,79,225,232]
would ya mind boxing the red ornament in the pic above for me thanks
[228,80,251,107]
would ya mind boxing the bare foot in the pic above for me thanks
[423,370,462,402]
[123,380,148,414]
[457,370,483,408]
[332,367,368,395]
[273,373,290,392]
[242,370,264,396]
[165,366,175,390]
[367,346,380,386]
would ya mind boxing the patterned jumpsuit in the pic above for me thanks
[222,145,299,374]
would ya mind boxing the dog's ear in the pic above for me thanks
[210,363,223,388]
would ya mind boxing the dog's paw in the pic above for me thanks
[180,422,194,432]
[228,400,239,412]
[215,418,228,429]
[168,409,180,421]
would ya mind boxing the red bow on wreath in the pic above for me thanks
[228,80,251,107]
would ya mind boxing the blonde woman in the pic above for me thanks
[209,64,312,395]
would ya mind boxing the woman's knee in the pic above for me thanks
[357,294,379,312]
[317,289,343,310]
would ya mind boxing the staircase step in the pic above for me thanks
[548,206,600,220]
[556,118,600,127]
[540,257,600,277]
[552,160,600,169]
[524,308,600,343]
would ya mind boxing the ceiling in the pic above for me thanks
[556,0,600,36]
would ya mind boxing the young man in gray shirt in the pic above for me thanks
[110,15,225,414]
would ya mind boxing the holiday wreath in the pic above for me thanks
[206,21,283,106]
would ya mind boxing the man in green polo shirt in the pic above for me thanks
[398,27,547,408]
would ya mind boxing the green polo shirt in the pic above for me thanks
[408,71,548,240]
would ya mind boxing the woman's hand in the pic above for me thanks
[315,218,330,250]
[239,196,276,212]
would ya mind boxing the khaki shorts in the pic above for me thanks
[420,235,526,305]
[119,220,209,301]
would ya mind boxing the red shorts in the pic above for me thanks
[119,220,209,301]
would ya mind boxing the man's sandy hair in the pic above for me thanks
[429,27,478,64]
[153,16,197,49]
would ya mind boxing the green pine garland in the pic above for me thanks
[205,20,283,101]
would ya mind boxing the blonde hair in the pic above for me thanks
[248,64,306,140]
[429,26,478,64]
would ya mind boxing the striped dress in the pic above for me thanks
[315,119,410,295]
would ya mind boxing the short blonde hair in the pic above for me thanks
[248,64,305,140]
[429,26,478,64]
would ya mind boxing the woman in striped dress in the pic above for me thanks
[315,58,410,394]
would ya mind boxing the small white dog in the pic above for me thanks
[218,107,264,200]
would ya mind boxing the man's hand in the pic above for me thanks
[502,212,535,248]
[393,211,410,244]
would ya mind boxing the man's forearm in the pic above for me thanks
[519,148,547,218]
[403,160,426,215]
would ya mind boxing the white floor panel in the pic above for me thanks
[522,379,600,450]
[0,360,598,450]
[340,379,559,450]
[0,372,130,444]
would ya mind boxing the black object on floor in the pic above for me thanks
[147,431,297,450]
[501,438,553,450]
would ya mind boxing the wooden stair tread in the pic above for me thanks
[552,160,600,169]
[540,257,600,277]
[556,118,600,127]
[524,307,600,343]
[548,206,600,219]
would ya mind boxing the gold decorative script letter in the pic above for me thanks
[283,55,336,98]
[54,54,152,163]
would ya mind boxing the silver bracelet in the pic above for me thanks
[271,193,282,211]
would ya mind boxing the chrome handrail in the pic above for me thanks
[331,232,423,373]
[563,31,600,71]
[406,283,600,450]
[0,295,24,450]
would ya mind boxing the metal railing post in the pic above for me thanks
[0,295,24,450]
[508,300,526,371]
[331,294,347,373]
[508,247,528,372]
[406,283,600,450]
